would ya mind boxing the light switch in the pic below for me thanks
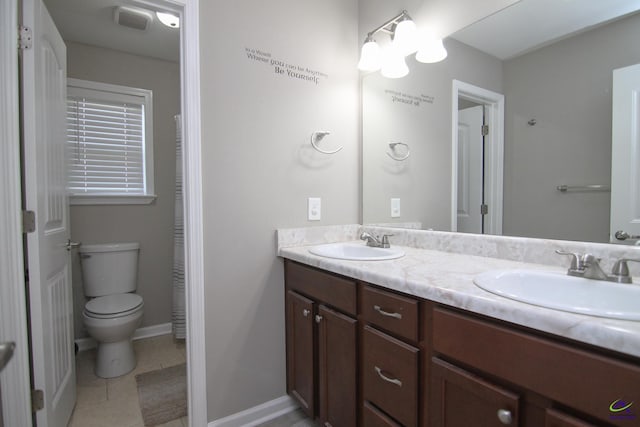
[391,198,401,218]
[308,197,321,221]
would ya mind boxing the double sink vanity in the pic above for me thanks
[278,225,640,427]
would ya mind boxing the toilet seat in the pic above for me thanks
[85,294,143,319]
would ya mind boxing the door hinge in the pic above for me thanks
[23,210,36,233]
[481,125,489,136]
[480,204,489,215]
[31,389,44,412]
[18,26,33,50]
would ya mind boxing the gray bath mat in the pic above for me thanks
[135,363,187,426]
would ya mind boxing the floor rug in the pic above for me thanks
[136,363,187,426]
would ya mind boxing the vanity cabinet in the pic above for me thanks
[284,261,357,426]
[283,260,640,427]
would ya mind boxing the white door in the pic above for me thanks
[611,63,640,245]
[457,106,484,234]
[21,0,75,426]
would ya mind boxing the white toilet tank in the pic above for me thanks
[79,242,140,297]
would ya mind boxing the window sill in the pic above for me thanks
[70,194,157,206]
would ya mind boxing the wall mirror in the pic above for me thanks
[361,0,640,244]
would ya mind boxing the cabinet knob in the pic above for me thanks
[497,409,513,425]
[302,309,310,317]
[315,314,323,323]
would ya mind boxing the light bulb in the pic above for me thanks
[416,38,448,63]
[358,40,382,72]
[156,11,179,28]
[393,19,418,55]
[381,45,409,79]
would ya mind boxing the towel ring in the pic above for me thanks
[311,131,342,154]
[386,142,410,161]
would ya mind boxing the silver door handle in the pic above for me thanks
[373,305,402,319]
[0,342,15,372]
[615,230,640,241]
[65,239,81,251]
[374,366,402,387]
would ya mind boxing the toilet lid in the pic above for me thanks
[85,294,143,316]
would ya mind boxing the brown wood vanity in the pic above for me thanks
[284,259,640,427]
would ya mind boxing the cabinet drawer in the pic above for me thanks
[432,307,640,425]
[361,285,419,341]
[285,260,356,315]
[363,325,419,427]
[363,401,402,427]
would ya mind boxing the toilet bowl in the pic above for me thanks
[79,243,144,378]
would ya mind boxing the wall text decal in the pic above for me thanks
[245,47,328,85]
[385,89,434,107]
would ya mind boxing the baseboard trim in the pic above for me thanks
[75,322,173,352]
[208,395,298,427]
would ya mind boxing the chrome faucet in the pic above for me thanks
[360,232,392,248]
[581,254,610,281]
[556,250,640,284]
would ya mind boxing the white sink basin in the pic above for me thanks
[308,242,405,261]
[474,269,640,321]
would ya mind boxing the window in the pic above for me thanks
[66,78,155,205]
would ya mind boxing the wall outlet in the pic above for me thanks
[391,198,401,218]
[308,197,321,221]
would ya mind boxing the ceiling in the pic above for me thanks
[451,0,640,60]
[41,0,640,64]
[42,0,180,62]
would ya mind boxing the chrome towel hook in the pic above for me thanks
[386,142,410,161]
[310,131,342,154]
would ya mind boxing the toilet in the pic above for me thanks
[79,242,144,378]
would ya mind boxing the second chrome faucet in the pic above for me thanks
[556,250,640,284]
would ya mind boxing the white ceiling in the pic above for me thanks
[451,0,640,60]
[41,0,640,64]
[42,0,180,62]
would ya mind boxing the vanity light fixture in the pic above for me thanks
[156,11,179,28]
[357,35,382,72]
[358,10,448,78]
[381,45,409,79]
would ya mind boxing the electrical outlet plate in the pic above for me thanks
[391,198,401,218]
[308,197,321,221]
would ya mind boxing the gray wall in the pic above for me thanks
[67,42,180,338]
[502,12,640,242]
[362,39,503,230]
[199,0,359,421]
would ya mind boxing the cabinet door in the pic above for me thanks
[431,357,520,427]
[545,409,598,427]
[286,291,315,417]
[317,305,357,427]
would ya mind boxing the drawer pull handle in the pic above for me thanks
[302,309,310,317]
[374,366,402,387]
[373,305,402,320]
[497,409,512,425]
[315,314,323,324]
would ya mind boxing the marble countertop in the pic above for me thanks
[279,241,640,359]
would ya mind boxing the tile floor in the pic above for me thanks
[256,409,315,427]
[69,334,187,427]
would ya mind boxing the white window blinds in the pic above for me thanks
[66,79,154,203]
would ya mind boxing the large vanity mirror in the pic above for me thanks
[362,1,640,244]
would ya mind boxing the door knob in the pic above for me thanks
[0,342,16,372]
[64,239,81,251]
[615,230,640,241]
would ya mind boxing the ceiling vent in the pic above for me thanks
[113,6,153,31]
